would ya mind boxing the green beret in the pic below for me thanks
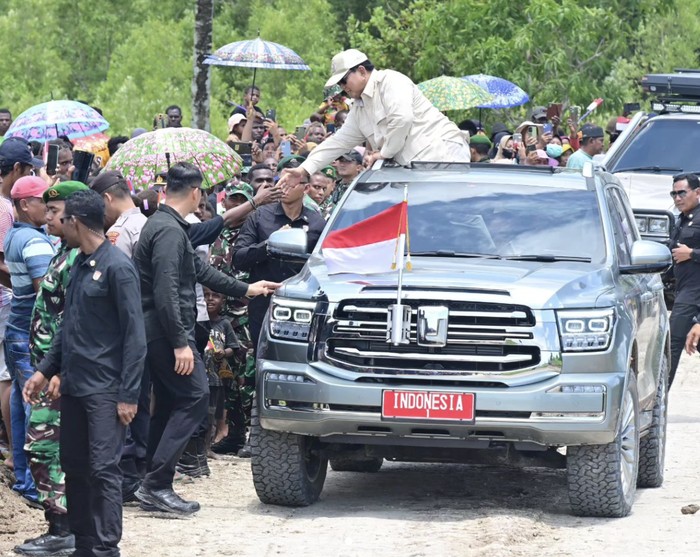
[469,134,492,146]
[277,154,306,172]
[320,166,337,180]
[43,180,89,203]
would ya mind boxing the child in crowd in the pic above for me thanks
[203,287,242,454]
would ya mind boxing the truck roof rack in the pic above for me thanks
[406,161,558,173]
[641,71,700,105]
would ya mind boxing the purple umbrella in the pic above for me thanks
[5,100,109,142]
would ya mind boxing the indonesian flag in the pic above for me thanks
[322,201,409,275]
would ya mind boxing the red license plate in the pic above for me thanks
[382,390,475,422]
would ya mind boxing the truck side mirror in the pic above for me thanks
[267,228,310,261]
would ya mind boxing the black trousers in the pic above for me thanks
[120,365,151,486]
[248,297,270,357]
[60,393,125,557]
[670,302,699,386]
[142,337,209,491]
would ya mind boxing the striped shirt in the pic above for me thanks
[3,222,55,331]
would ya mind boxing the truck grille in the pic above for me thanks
[323,299,539,374]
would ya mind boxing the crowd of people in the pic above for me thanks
[0,48,624,557]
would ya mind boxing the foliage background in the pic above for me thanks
[1,0,699,138]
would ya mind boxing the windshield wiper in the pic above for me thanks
[614,165,683,173]
[501,255,592,262]
[413,250,501,259]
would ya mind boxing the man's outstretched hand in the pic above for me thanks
[276,168,307,192]
[246,280,281,297]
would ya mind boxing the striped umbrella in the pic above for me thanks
[203,37,310,88]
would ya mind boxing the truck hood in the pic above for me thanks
[613,172,676,212]
[278,255,613,310]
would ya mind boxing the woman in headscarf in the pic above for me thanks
[492,134,517,165]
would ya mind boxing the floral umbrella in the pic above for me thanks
[104,128,242,191]
[417,76,494,112]
[462,74,529,109]
[203,37,310,89]
[5,100,109,142]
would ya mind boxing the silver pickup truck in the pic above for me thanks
[250,162,672,518]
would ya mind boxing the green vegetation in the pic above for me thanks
[1,0,698,136]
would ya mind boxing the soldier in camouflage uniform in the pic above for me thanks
[209,183,256,454]
[14,182,88,557]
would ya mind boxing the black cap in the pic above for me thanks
[336,150,363,164]
[90,170,126,194]
[0,137,44,168]
[581,124,605,139]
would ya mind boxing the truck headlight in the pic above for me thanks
[556,309,614,352]
[648,217,669,234]
[269,298,316,342]
[634,213,671,238]
[634,216,648,233]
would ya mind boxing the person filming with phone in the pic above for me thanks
[276,49,470,191]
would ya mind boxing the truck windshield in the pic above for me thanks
[326,182,606,264]
[610,118,700,173]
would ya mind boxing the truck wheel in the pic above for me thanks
[330,456,383,473]
[567,373,640,517]
[638,354,668,488]
[250,402,328,506]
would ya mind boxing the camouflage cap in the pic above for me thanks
[43,180,89,203]
[225,182,254,203]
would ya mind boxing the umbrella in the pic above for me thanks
[417,76,494,111]
[104,128,243,191]
[72,132,110,167]
[462,74,529,109]
[5,100,109,142]
[203,37,310,89]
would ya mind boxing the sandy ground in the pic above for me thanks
[1,356,699,557]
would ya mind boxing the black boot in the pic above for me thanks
[196,435,210,477]
[14,512,75,556]
[176,437,204,478]
[211,423,246,455]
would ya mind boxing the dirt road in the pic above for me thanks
[2,357,699,557]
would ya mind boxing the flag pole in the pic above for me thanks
[388,185,411,346]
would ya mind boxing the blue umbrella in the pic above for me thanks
[204,37,310,89]
[462,74,529,109]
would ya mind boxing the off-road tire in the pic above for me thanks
[638,354,668,488]
[329,456,383,473]
[567,373,640,518]
[250,401,328,506]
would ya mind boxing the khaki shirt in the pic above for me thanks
[106,207,148,259]
[301,69,467,175]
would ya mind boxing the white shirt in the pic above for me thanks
[301,69,468,175]
[106,206,148,259]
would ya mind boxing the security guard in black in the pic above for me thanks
[669,173,700,385]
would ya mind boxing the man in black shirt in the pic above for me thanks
[669,173,700,385]
[24,189,146,557]
[132,162,278,516]
[232,170,326,353]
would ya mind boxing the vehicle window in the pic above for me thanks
[610,118,700,173]
[606,190,632,265]
[326,182,607,263]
